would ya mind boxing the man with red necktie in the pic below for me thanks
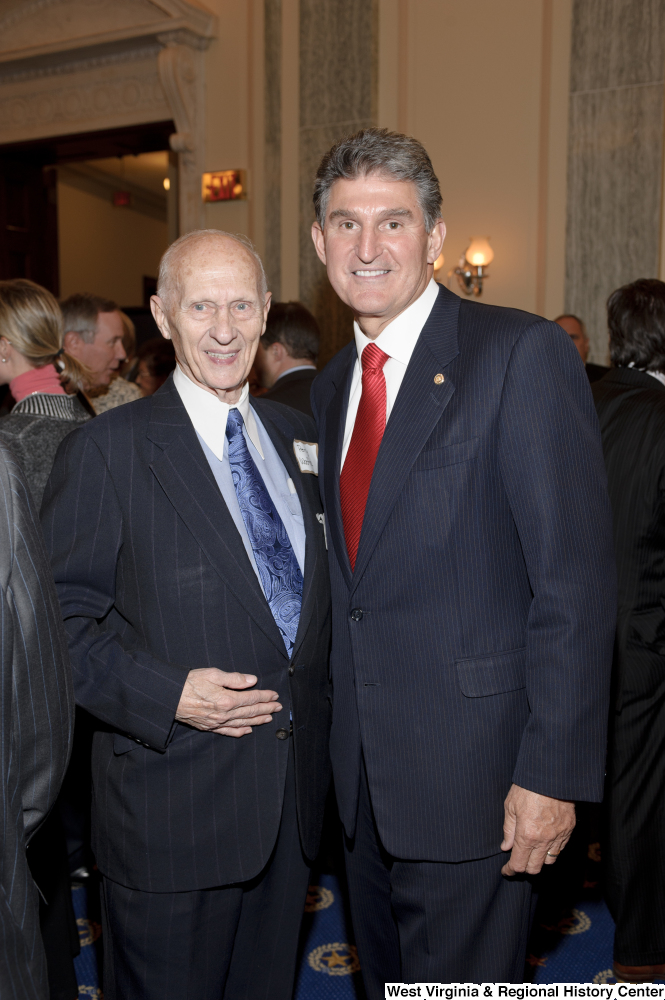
[309,128,616,993]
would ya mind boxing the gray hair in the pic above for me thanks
[157,229,268,306]
[60,292,119,344]
[313,127,443,232]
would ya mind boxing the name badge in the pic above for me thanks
[293,439,318,475]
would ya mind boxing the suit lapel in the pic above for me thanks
[146,381,287,657]
[322,347,356,589]
[350,286,461,594]
[251,399,322,661]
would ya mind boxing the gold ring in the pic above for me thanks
[546,851,560,857]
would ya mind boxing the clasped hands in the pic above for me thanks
[175,667,281,738]
[501,783,576,876]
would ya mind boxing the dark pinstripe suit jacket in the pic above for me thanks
[311,283,616,862]
[593,367,665,697]
[0,441,73,999]
[41,378,331,893]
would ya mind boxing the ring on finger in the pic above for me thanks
[546,851,560,857]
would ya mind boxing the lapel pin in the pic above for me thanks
[434,373,445,384]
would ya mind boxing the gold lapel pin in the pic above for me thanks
[434,373,445,384]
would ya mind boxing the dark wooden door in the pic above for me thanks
[0,160,58,294]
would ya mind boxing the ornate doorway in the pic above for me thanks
[0,0,216,236]
[0,120,177,293]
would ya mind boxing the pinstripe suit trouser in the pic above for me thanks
[100,743,309,1000]
[344,760,533,995]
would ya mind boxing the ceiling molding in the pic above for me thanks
[0,0,214,234]
[0,0,217,68]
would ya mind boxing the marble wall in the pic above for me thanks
[299,0,378,366]
[264,0,281,297]
[565,0,665,363]
[263,0,377,366]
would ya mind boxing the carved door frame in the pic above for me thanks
[0,0,217,235]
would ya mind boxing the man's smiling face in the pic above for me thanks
[151,236,270,403]
[311,172,445,339]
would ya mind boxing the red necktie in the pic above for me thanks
[340,342,390,571]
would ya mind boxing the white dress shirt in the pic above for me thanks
[172,364,306,576]
[341,278,440,468]
[173,364,264,460]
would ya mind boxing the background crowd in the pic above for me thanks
[0,153,664,998]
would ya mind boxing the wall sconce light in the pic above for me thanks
[453,237,494,296]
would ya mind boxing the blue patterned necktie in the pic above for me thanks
[225,407,303,655]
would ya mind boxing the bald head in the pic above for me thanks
[157,230,267,309]
[150,230,271,404]
[555,313,588,363]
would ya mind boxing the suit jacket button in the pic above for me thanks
[288,665,295,676]
[350,608,363,621]
[276,728,290,740]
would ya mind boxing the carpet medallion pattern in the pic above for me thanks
[71,860,661,997]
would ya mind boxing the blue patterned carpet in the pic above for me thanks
[71,834,651,997]
[71,884,102,999]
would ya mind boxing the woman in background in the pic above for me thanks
[0,279,83,999]
[135,336,176,396]
[0,279,92,507]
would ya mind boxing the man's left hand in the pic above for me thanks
[500,784,575,876]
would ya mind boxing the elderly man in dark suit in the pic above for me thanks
[42,230,331,1000]
[309,128,616,992]
[0,440,73,1000]
[593,279,665,984]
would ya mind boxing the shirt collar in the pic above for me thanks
[352,278,439,367]
[274,364,317,383]
[173,364,264,461]
[627,362,665,387]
